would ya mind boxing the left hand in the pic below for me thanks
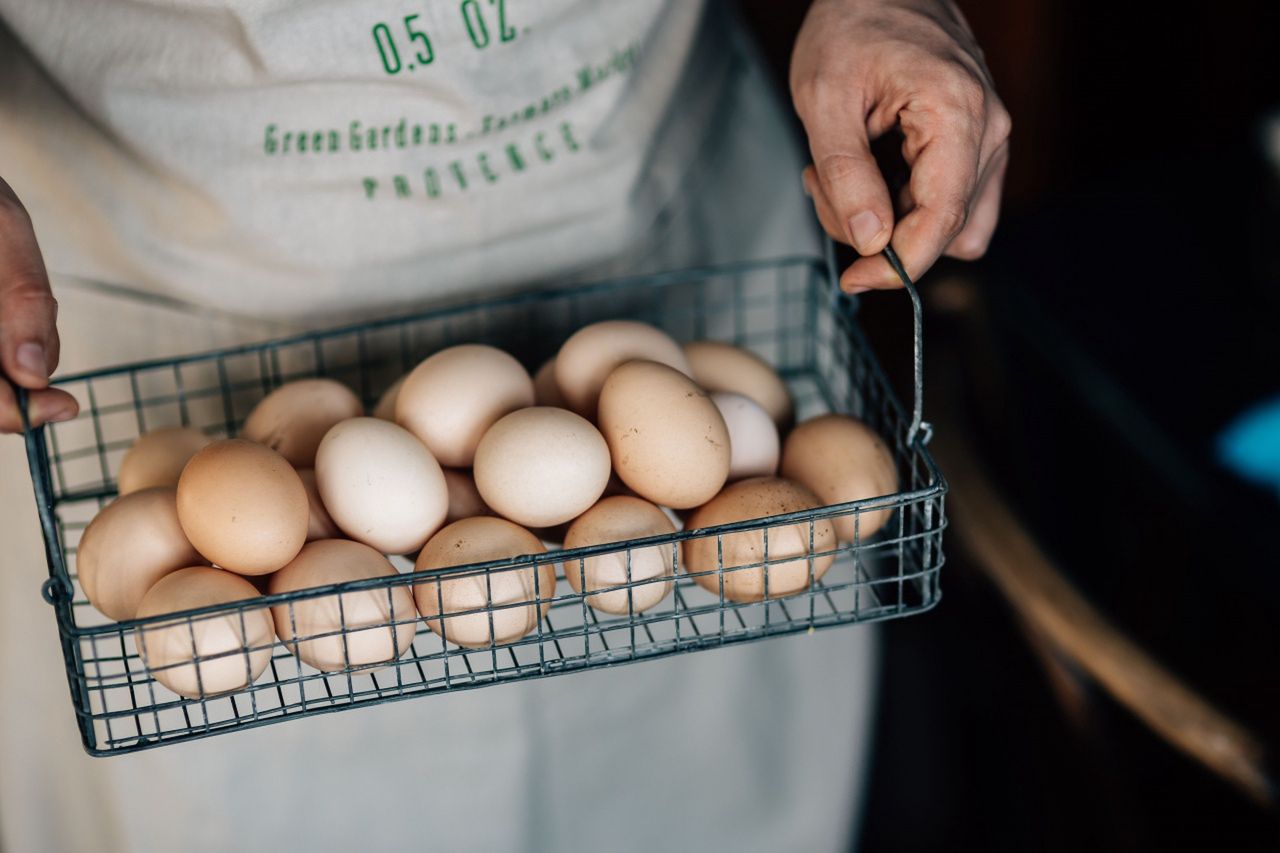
[790,0,1012,292]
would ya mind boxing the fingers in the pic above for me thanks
[799,96,895,256]
[801,166,848,243]
[944,144,1009,260]
[842,104,982,291]
[0,378,78,434]
[0,178,61,390]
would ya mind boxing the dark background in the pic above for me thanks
[741,1,1280,850]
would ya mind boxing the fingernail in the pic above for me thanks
[15,342,47,379]
[848,286,872,295]
[847,211,883,254]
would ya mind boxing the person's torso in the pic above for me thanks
[0,0,729,319]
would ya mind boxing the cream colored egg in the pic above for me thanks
[297,468,341,541]
[683,477,837,603]
[442,467,491,524]
[683,340,793,429]
[554,320,691,418]
[598,360,730,509]
[395,344,534,467]
[269,540,417,672]
[176,440,310,575]
[712,392,780,480]
[372,376,405,421]
[117,427,213,496]
[77,487,206,621]
[563,496,676,615]
[533,358,567,408]
[314,417,449,555]
[240,378,363,467]
[414,517,557,648]
[780,414,899,541]
[136,567,274,698]
[473,407,611,528]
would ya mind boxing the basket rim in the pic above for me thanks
[46,254,828,386]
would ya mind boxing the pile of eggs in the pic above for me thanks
[76,321,898,699]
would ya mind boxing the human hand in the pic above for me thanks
[0,178,77,433]
[790,0,1011,291]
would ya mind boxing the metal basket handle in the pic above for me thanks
[825,240,932,447]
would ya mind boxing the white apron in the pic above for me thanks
[0,4,879,851]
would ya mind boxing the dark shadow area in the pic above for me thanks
[740,0,1280,849]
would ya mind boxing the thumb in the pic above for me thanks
[804,115,894,257]
[0,179,60,390]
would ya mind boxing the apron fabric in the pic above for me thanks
[0,4,880,851]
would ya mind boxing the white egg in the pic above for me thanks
[314,418,449,555]
[711,392,780,481]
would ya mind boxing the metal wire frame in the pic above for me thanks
[20,253,946,755]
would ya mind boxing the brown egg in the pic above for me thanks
[117,427,213,496]
[372,376,405,421]
[563,496,676,615]
[135,567,274,698]
[314,418,449,555]
[598,360,730,509]
[268,540,417,672]
[474,407,611,528]
[296,468,341,541]
[395,344,534,468]
[555,321,691,418]
[77,487,206,621]
[176,439,310,575]
[532,358,567,408]
[442,467,491,524]
[683,340,793,429]
[780,414,899,541]
[240,378,363,467]
[683,477,837,603]
[414,517,557,649]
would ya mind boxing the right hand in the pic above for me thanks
[0,177,77,434]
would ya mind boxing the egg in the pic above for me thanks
[442,467,491,524]
[563,496,676,614]
[372,376,405,421]
[414,517,557,648]
[176,439,310,575]
[598,360,730,509]
[532,358,567,408]
[683,340,793,429]
[554,320,691,417]
[268,540,417,672]
[117,427,213,496]
[683,477,837,602]
[135,567,274,698]
[712,392,780,480]
[314,417,449,554]
[473,407,611,528]
[240,378,363,467]
[780,414,899,541]
[297,468,341,541]
[395,344,534,467]
[77,487,206,621]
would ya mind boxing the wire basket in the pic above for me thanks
[20,252,946,755]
